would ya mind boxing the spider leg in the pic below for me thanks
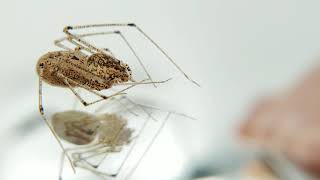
[99,94,158,121]
[63,23,200,86]
[85,103,159,177]
[124,112,172,180]
[113,78,171,86]
[55,32,118,58]
[38,66,76,174]
[93,96,125,114]
[113,98,139,116]
[72,145,114,162]
[54,31,156,87]
[93,95,139,117]
[74,161,117,179]
[108,111,154,178]
[133,103,197,120]
[72,146,120,169]
[71,143,122,176]
[59,143,101,180]
[54,32,115,54]
[77,119,128,172]
[57,73,125,106]
[89,125,126,171]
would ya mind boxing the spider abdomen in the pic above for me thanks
[36,51,132,91]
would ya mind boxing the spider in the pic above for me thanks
[36,22,199,171]
[52,96,195,180]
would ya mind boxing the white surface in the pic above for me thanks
[0,1,320,180]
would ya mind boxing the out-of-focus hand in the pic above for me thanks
[238,67,320,176]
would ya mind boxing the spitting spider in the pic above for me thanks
[52,96,195,180]
[36,23,199,170]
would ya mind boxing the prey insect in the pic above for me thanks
[36,23,198,171]
[53,96,195,180]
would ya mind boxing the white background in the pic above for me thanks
[0,1,320,180]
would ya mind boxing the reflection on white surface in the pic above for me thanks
[2,112,186,180]
[1,0,320,180]
[1,94,189,180]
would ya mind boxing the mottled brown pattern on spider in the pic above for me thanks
[87,53,132,84]
[36,51,132,91]
[51,110,133,146]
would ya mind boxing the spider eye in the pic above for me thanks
[39,63,44,68]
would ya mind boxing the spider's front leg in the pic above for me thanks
[63,23,200,86]
[55,29,156,86]
[38,65,76,173]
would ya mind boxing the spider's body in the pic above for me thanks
[36,51,132,91]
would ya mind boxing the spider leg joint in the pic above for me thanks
[63,26,73,32]
[39,106,44,114]
[127,23,136,27]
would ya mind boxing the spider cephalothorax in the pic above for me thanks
[36,51,133,90]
